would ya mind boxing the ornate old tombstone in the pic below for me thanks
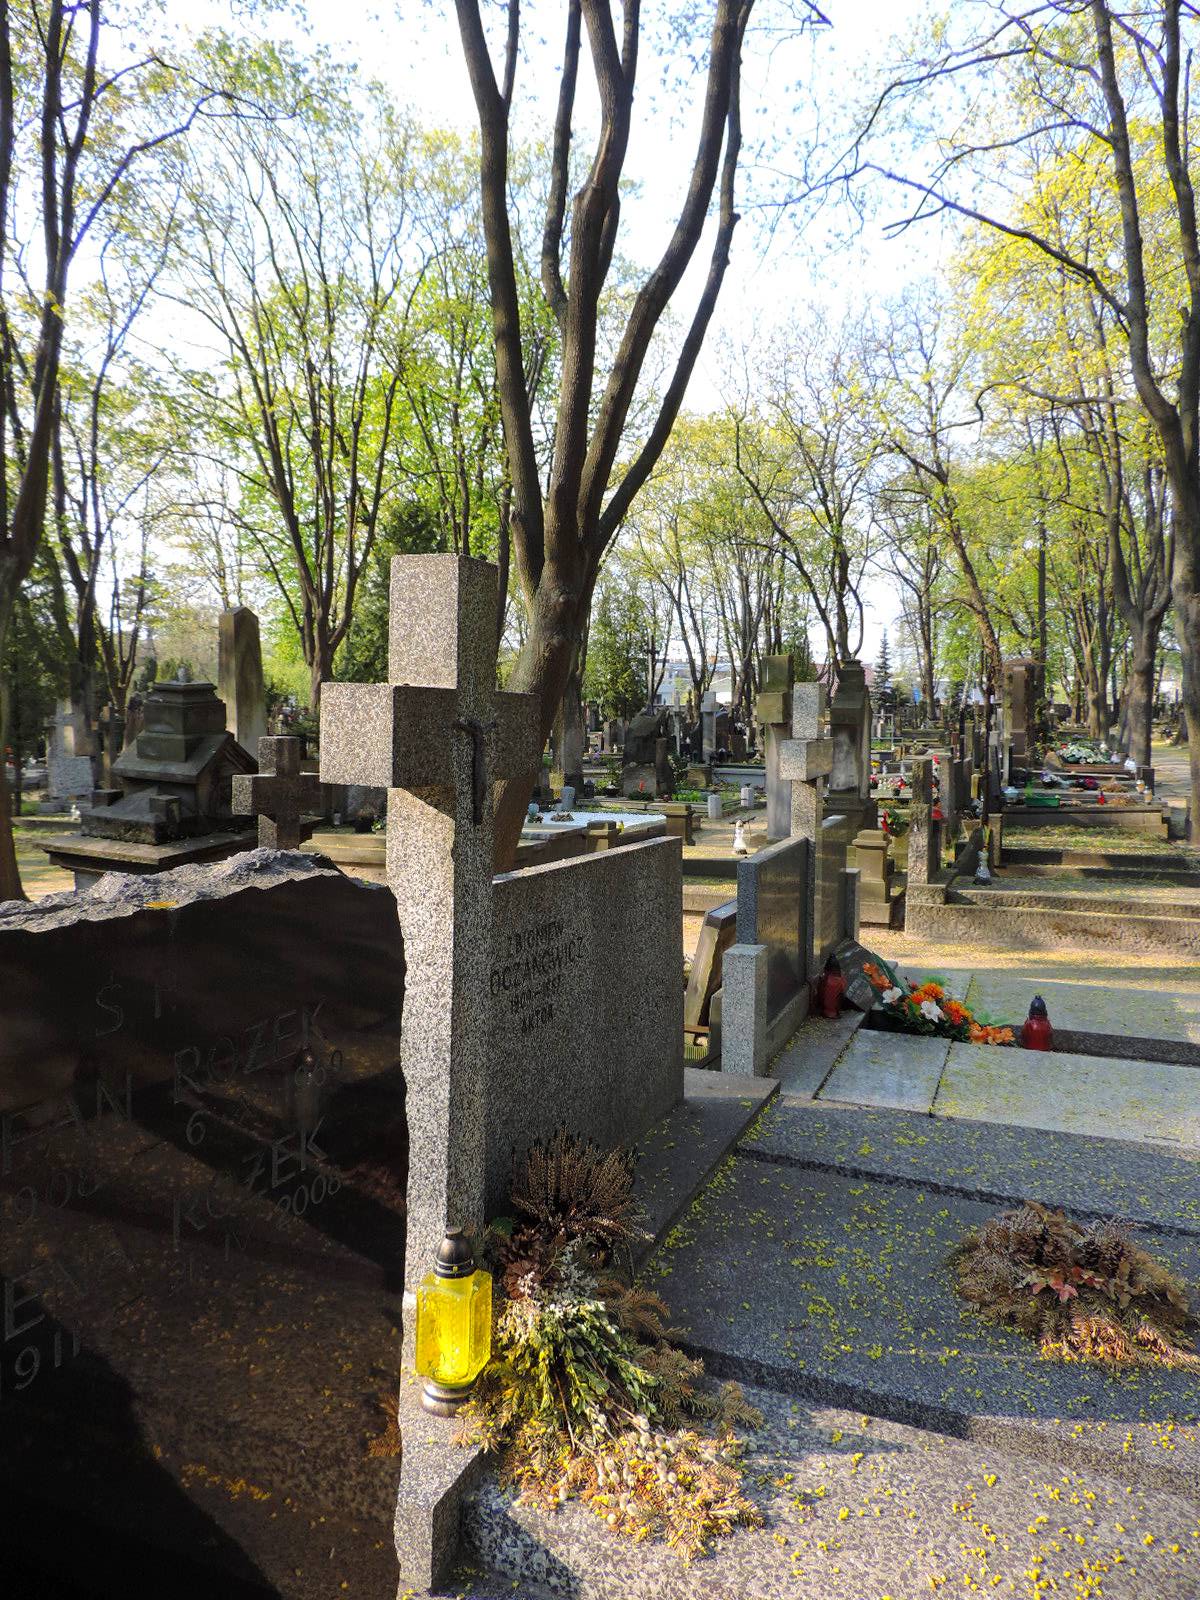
[826,659,874,832]
[42,680,258,888]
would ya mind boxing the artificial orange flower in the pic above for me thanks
[863,961,891,991]
[942,999,969,1026]
[909,982,945,1004]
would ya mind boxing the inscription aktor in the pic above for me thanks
[489,919,587,1036]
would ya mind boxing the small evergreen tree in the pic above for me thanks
[874,632,894,709]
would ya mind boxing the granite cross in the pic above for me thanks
[318,554,539,1289]
[232,735,323,849]
[756,653,794,842]
[777,682,834,977]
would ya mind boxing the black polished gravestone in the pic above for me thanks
[0,852,407,1599]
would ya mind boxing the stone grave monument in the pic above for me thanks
[217,605,268,756]
[0,852,410,1597]
[233,735,325,849]
[826,658,875,833]
[621,708,674,798]
[757,652,794,842]
[44,698,94,807]
[41,679,258,888]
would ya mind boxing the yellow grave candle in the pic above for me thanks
[414,1227,492,1415]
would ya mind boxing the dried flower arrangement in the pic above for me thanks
[952,1201,1200,1371]
[459,1130,763,1559]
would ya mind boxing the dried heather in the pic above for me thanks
[952,1201,1200,1371]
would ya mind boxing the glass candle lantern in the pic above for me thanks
[414,1227,492,1415]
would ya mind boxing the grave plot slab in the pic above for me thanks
[741,1099,1200,1238]
[771,1008,865,1100]
[0,852,409,1598]
[935,1042,1200,1149]
[817,1030,951,1114]
[965,969,1200,1050]
[649,1158,1200,1496]
[452,1388,1200,1600]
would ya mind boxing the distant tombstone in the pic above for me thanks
[45,700,94,803]
[756,654,794,842]
[621,710,672,797]
[701,691,717,761]
[906,756,940,886]
[1002,656,1037,763]
[218,605,268,756]
[232,735,324,850]
[827,659,874,830]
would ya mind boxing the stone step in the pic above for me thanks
[963,884,1200,919]
[1004,845,1200,878]
[942,893,1200,954]
[455,1381,1200,1599]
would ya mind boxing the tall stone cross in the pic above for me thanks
[318,555,539,1284]
[233,736,322,849]
[756,653,794,842]
[777,682,833,977]
[778,682,833,839]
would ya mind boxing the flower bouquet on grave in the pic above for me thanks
[863,961,1015,1045]
[878,806,908,838]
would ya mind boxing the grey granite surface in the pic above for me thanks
[649,1157,1200,1494]
[741,1099,1200,1237]
[452,1382,1200,1599]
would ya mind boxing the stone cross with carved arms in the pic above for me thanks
[318,554,539,1289]
[232,735,323,850]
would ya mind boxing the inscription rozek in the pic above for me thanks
[489,918,586,1037]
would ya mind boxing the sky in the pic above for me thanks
[162,0,947,670]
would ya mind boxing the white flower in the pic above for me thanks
[882,987,904,1005]
[919,1000,943,1022]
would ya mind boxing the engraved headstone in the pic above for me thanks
[0,854,407,1593]
[217,605,268,756]
[319,555,540,1281]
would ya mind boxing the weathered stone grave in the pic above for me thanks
[217,605,268,757]
[42,679,258,888]
[756,653,794,842]
[318,553,685,1588]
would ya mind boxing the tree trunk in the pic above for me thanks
[0,584,25,900]
[309,633,336,717]
[1176,592,1200,844]
[493,577,585,868]
[559,659,585,792]
[1124,639,1155,769]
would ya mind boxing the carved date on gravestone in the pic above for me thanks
[0,867,409,1595]
[489,918,587,1036]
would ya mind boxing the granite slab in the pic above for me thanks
[649,1158,1200,1495]
[740,1098,1200,1237]
[454,1385,1200,1600]
[965,970,1200,1046]
[771,1009,865,1100]
[817,1030,950,1114]
[935,1042,1200,1149]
